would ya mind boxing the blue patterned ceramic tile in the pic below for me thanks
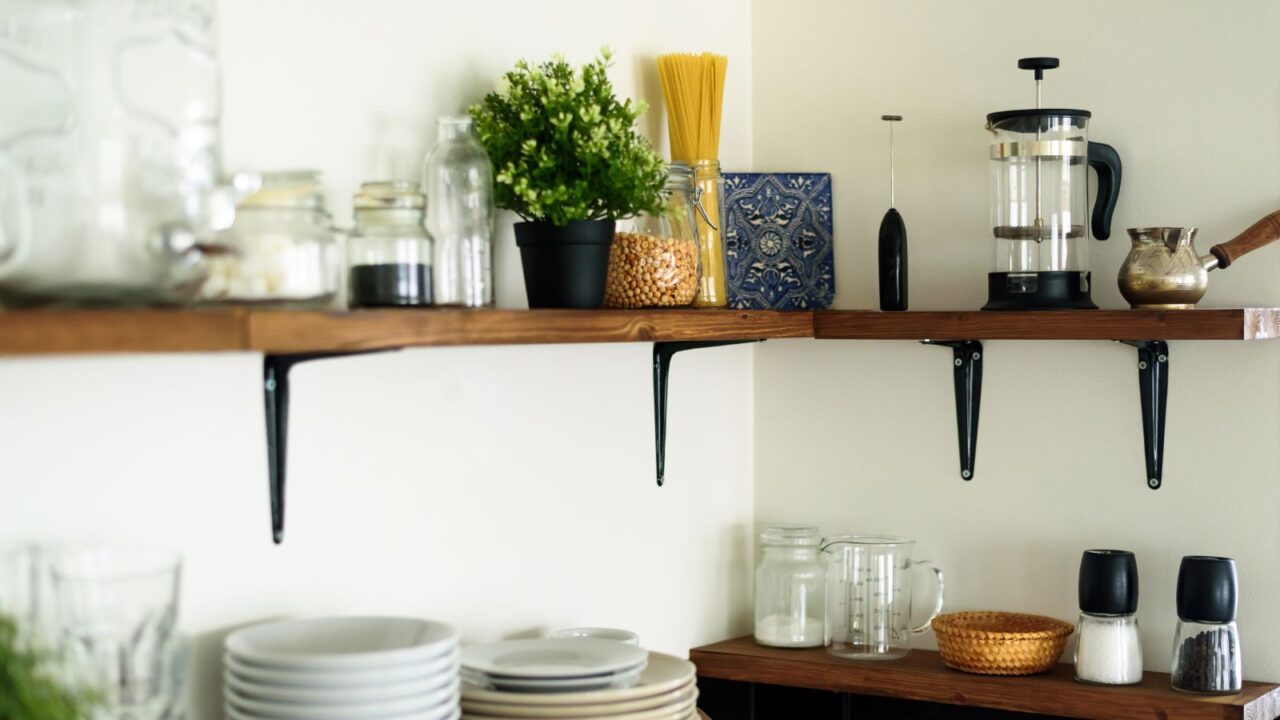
[722,172,834,310]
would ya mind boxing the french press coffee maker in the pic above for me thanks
[983,57,1122,310]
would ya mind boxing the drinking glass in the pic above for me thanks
[49,547,184,720]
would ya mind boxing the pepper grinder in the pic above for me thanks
[878,115,907,311]
[1171,556,1241,694]
[1075,549,1142,685]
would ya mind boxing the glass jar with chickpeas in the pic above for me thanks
[604,163,703,308]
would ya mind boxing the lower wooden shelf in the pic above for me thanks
[690,636,1280,720]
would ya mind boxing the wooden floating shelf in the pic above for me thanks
[691,636,1280,720]
[0,307,1278,356]
[815,308,1280,341]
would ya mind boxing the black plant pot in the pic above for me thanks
[514,220,616,309]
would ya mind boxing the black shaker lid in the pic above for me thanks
[1177,556,1238,623]
[1078,549,1138,615]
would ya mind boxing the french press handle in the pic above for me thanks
[1087,142,1122,240]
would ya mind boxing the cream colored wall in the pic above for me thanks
[0,2,755,717]
[751,0,1280,680]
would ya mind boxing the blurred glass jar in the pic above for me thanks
[423,116,494,307]
[348,181,431,308]
[754,525,825,648]
[0,0,246,304]
[605,162,702,308]
[198,171,340,305]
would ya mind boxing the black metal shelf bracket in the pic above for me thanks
[1120,340,1169,490]
[653,340,761,487]
[264,349,397,544]
[921,340,983,481]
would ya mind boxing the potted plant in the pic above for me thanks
[470,49,666,308]
[0,613,95,720]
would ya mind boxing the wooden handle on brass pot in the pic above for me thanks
[1210,210,1280,269]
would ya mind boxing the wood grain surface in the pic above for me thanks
[246,309,814,353]
[815,309,1280,340]
[691,636,1280,720]
[0,309,248,355]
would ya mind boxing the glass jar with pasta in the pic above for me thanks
[605,163,702,308]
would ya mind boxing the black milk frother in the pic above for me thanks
[878,115,908,311]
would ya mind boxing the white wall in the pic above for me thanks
[752,0,1280,680]
[0,1,756,716]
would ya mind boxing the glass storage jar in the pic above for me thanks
[754,525,825,648]
[691,160,728,308]
[348,181,431,308]
[199,171,340,305]
[1171,556,1241,694]
[423,116,494,308]
[605,162,702,308]
[0,0,243,304]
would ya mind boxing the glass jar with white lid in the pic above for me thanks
[198,170,340,305]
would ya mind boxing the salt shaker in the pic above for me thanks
[1171,556,1241,694]
[754,525,825,648]
[1074,549,1142,685]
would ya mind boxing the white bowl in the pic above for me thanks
[224,701,459,720]
[226,668,455,704]
[226,647,459,687]
[226,617,458,670]
[225,682,458,720]
[549,627,640,646]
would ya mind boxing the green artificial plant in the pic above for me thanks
[469,48,667,226]
[0,613,94,720]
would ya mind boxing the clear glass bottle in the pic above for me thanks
[1171,556,1241,694]
[198,171,340,306]
[423,116,494,307]
[1075,549,1142,685]
[691,160,728,307]
[754,525,825,648]
[348,181,431,308]
[605,162,702,308]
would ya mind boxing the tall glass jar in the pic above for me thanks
[605,163,701,308]
[0,0,241,304]
[198,171,340,306]
[424,116,494,307]
[348,182,431,308]
[754,525,825,648]
[691,160,728,308]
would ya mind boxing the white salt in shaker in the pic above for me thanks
[1075,549,1143,685]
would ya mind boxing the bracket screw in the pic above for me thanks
[265,378,277,391]
[954,358,963,366]
[961,469,973,479]
[1148,477,1160,488]
[1138,360,1148,370]
[1158,354,1168,363]
[972,352,981,360]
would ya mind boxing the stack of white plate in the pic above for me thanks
[223,616,461,720]
[461,648,697,720]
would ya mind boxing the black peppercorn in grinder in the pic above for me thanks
[1171,556,1241,694]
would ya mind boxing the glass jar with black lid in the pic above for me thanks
[1171,556,1241,694]
[348,182,432,308]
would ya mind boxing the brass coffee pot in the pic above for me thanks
[1118,211,1280,309]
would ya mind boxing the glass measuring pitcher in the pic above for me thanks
[822,535,943,661]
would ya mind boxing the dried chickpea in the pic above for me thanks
[604,232,700,308]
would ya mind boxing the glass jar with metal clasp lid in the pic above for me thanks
[605,162,704,308]
[348,181,431,308]
[198,170,341,306]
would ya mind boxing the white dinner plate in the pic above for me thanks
[461,639,646,680]
[460,653,694,706]
[227,617,458,670]
[459,691,694,720]
[225,681,458,720]
[226,647,459,688]
[226,666,455,704]
[463,665,643,693]
[227,703,460,720]
[460,682,695,717]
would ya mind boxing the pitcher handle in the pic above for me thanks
[910,560,944,634]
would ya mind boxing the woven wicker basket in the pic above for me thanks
[932,611,1074,675]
